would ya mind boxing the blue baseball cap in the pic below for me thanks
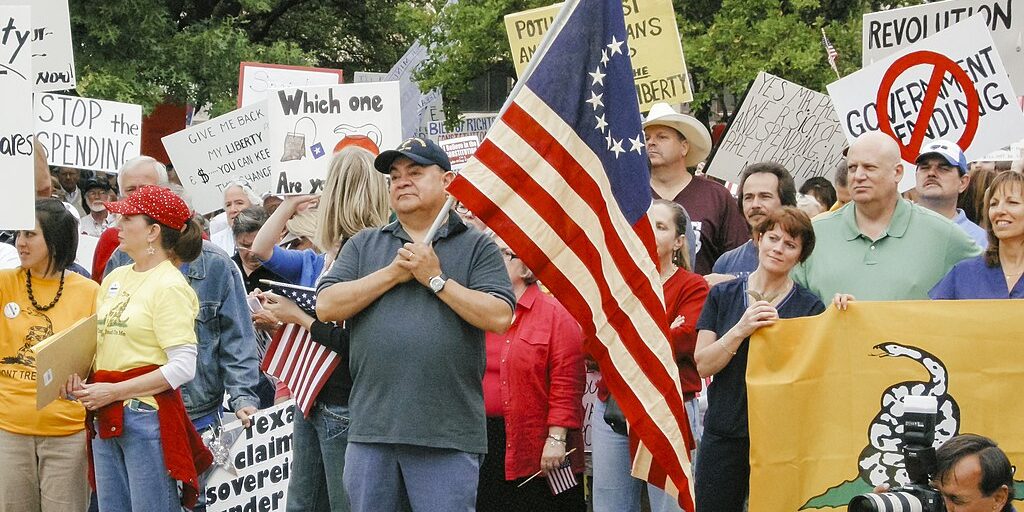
[916,140,968,176]
[374,137,452,174]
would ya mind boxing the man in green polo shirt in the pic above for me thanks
[792,131,980,302]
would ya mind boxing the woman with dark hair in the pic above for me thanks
[693,206,825,511]
[931,171,1024,299]
[63,185,211,511]
[0,199,98,512]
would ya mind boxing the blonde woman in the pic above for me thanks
[250,147,390,286]
[250,146,390,512]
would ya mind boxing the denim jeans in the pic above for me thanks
[287,402,351,512]
[591,399,684,512]
[91,402,180,512]
[344,442,480,512]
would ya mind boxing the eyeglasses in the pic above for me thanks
[500,248,518,261]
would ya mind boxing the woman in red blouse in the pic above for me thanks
[476,236,587,511]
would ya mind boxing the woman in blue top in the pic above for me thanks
[692,207,825,512]
[931,171,1024,299]
[250,147,391,287]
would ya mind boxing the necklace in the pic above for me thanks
[26,269,65,311]
[747,280,793,305]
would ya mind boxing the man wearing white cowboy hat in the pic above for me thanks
[644,102,749,275]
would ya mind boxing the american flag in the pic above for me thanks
[546,459,578,495]
[259,280,340,417]
[448,0,694,507]
[821,28,840,76]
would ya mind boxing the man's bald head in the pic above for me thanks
[845,131,904,208]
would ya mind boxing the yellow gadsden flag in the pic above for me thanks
[747,301,1024,511]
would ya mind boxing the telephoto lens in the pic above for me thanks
[848,490,942,512]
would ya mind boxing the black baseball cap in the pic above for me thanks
[374,137,452,174]
[82,179,111,194]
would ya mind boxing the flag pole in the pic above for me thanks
[423,196,455,244]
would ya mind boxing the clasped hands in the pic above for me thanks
[390,242,443,286]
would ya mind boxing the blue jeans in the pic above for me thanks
[92,402,180,512]
[591,399,684,512]
[344,442,481,512]
[287,402,351,512]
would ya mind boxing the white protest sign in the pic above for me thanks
[34,93,142,173]
[0,6,34,230]
[352,71,386,83]
[163,103,270,215]
[416,112,497,142]
[237,62,344,108]
[205,401,295,512]
[863,0,1023,94]
[582,370,598,452]
[828,16,1024,191]
[708,72,847,186]
[0,0,74,92]
[385,41,444,139]
[268,82,402,195]
[438,135,479,172]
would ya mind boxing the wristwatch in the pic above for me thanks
[428,274,447,294]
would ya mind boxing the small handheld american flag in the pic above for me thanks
[821,28,840,78]
[258,279,340,417]
[546,459,579,495]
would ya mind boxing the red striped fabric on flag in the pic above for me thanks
[448,0,694,508]
[261,323,340,417]
[546,460,579,495]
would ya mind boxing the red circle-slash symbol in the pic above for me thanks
[875,50,980,164]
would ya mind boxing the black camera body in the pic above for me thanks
[848,397,945,512]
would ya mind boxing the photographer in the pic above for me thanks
[874,434,1015,512]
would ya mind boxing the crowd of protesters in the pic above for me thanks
[1,97,1020,512]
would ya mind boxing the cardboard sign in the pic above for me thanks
[0,6,35,230]
[828,16,1024,191]
[34,93,143,173]
[384,41,444,139]
[33,315,96,410]
[205,401,295,512]
[505,0,692,109]
[268,82,402,195]
[162,102,271,214]
[0,0,74,92]
[863,0,1024,93]
[238,62,344,108]
[582,370,598,452]
[438,135,480,172]
[707,72,847,186]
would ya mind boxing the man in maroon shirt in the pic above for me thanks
[644,103,749,274]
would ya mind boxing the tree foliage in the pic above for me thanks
[70,0,424,114]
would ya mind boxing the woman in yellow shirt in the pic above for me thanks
[0,199,98,512]
[64,185,211,511]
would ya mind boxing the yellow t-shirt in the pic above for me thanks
[96,260,198,405]
[0,268,98,436]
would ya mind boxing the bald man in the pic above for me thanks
[792,131,980,301]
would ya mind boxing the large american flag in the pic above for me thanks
[260,280,340,417]
[448,0,694,507]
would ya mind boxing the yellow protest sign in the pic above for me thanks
[747,301,1024,510]
[503,0,692,110]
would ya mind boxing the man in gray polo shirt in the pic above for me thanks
[317,137,515,511]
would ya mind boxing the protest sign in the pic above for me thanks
[438,135,479,172]
[385,41,444,139]
[238,62,344,108]
[163,102,270,215]
[862,0,1023,93]
[504,0,692,110]
[352,71,386,83]
[828,16,1024,191]
[582,370,598,452]
[416,112,497,142]
[0,6,35,230]
[0,0,74,92]
[268,82,402,195]
[205,401,295,512]
[708,72,847,186]
[34,93,142,173]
